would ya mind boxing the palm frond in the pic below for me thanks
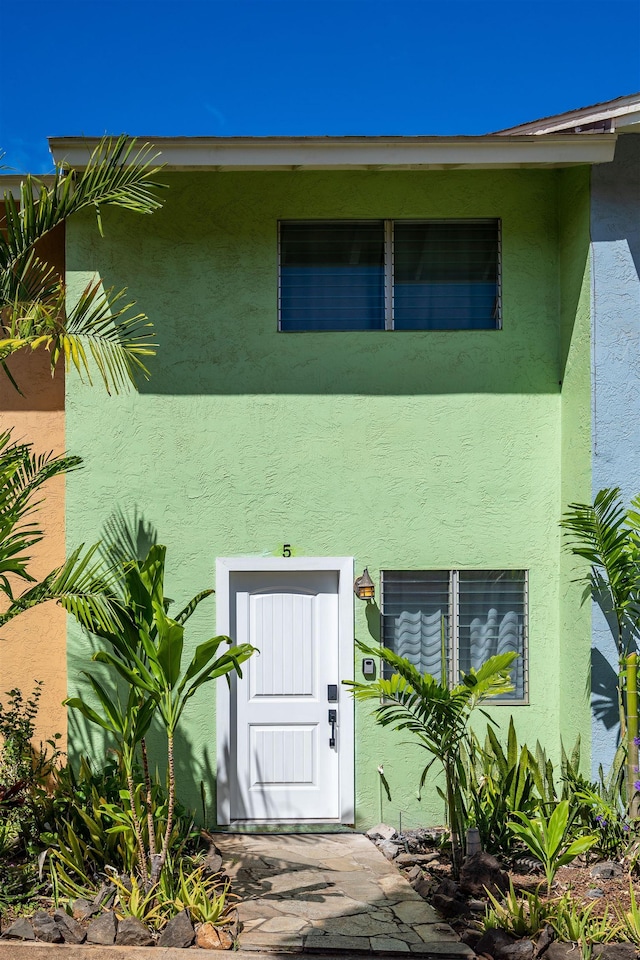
[0,135,164,393]
[0,136,165,269]
[0,544,122,632]
[562,488,640,649]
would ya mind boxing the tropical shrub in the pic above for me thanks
[483,880,555,937]
[509,799,598,894]
[345,640,516,877]
[562,488,640,816]
[65,544,256,885]
[464,719,544,855]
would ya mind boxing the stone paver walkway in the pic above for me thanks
[216,833,474,956]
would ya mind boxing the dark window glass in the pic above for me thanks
[280,221,385,331]
[393,221,499,330]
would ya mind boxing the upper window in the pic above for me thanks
[380,569,527,703]
[279,219,501,332]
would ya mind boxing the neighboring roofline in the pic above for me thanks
[495,92,640,135]
[0,174,55,199]
[48,133,617,171]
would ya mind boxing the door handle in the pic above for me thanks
[328,709,337,748]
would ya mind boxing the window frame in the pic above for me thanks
[277,218,503,333]
[380,568,528,706]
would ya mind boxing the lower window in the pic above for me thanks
[380,569,527,703]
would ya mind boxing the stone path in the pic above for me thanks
[215,833,474,956]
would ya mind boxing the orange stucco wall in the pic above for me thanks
[0,218,68,751]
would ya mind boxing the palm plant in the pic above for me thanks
[561,487,640,815]
[0,135,165,394]
[65,544,257,885]
[0,429,119,630]
[345,640,516,876]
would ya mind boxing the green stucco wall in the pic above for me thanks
[66,168,591,829]
[558,167,592,762]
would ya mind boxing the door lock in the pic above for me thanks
[327,684,338,702]
[328,709,337,748]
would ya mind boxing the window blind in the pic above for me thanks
[381,570,450,684]
[393,221,500,330]
[381,569,527,702]
[456,570,526,701]
[279,219,501,332]
[279,221,385,331]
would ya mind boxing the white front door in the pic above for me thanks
[216,558,354,825]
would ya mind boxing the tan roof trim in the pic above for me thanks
[48,133,617,170]
[495,93,640,135]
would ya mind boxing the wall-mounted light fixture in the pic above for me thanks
[354,567,375,602]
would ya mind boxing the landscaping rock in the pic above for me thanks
[533,924,554,957]
[366,822,397,841]
[462,929,485,950]
[469,899,487,913]
[500,940,535,960]
[591,945,640,960]
[396,851,441,867]
[432,893,470,918]
[413,877,435,899]
[590,861,624,880]
[460,851,509,897]
[197,922,234,949]
[378,839,403,860]
[86,910,118,945]
[53,909,87,944]
[1,918,35,940]
[203,840,224,876]
[115,916,154,946]
[32,910,63,943]
[72,897,99,920]
[435,878,461,898]
[92,881,116,908]
[158,909,195,948]
[544,944,582,960]
[587,887,605,898]
[407,865,423,883]
[475,928,518,960]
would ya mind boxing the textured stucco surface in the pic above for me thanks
[65,169,591,828]
[591,134,640,774]
[0,219,68,751]
[558,167,592,758]
[0,355,67,750]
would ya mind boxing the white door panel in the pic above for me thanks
[230,572,340,821]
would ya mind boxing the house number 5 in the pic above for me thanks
[282,544,292,557]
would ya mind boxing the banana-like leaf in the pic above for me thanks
[174,588,215,625]
[154,605,184,688]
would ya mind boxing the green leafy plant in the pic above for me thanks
[483,880,554,937]
[0,429,121,632]
[0,135,165,394]
[345,640,516,877]
[616,880,640,945]
[110,872,169,929]
[562,488,640,816]
[40,754,200,900]
[509,800,598,894]
[550,892,621,959]
[65,544,257,885]
[171,861,235,925]
[569,745,631,861]
[464,719,543,855]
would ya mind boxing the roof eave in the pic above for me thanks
[47,133,617,171]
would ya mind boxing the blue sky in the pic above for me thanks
[1,0,639,173]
